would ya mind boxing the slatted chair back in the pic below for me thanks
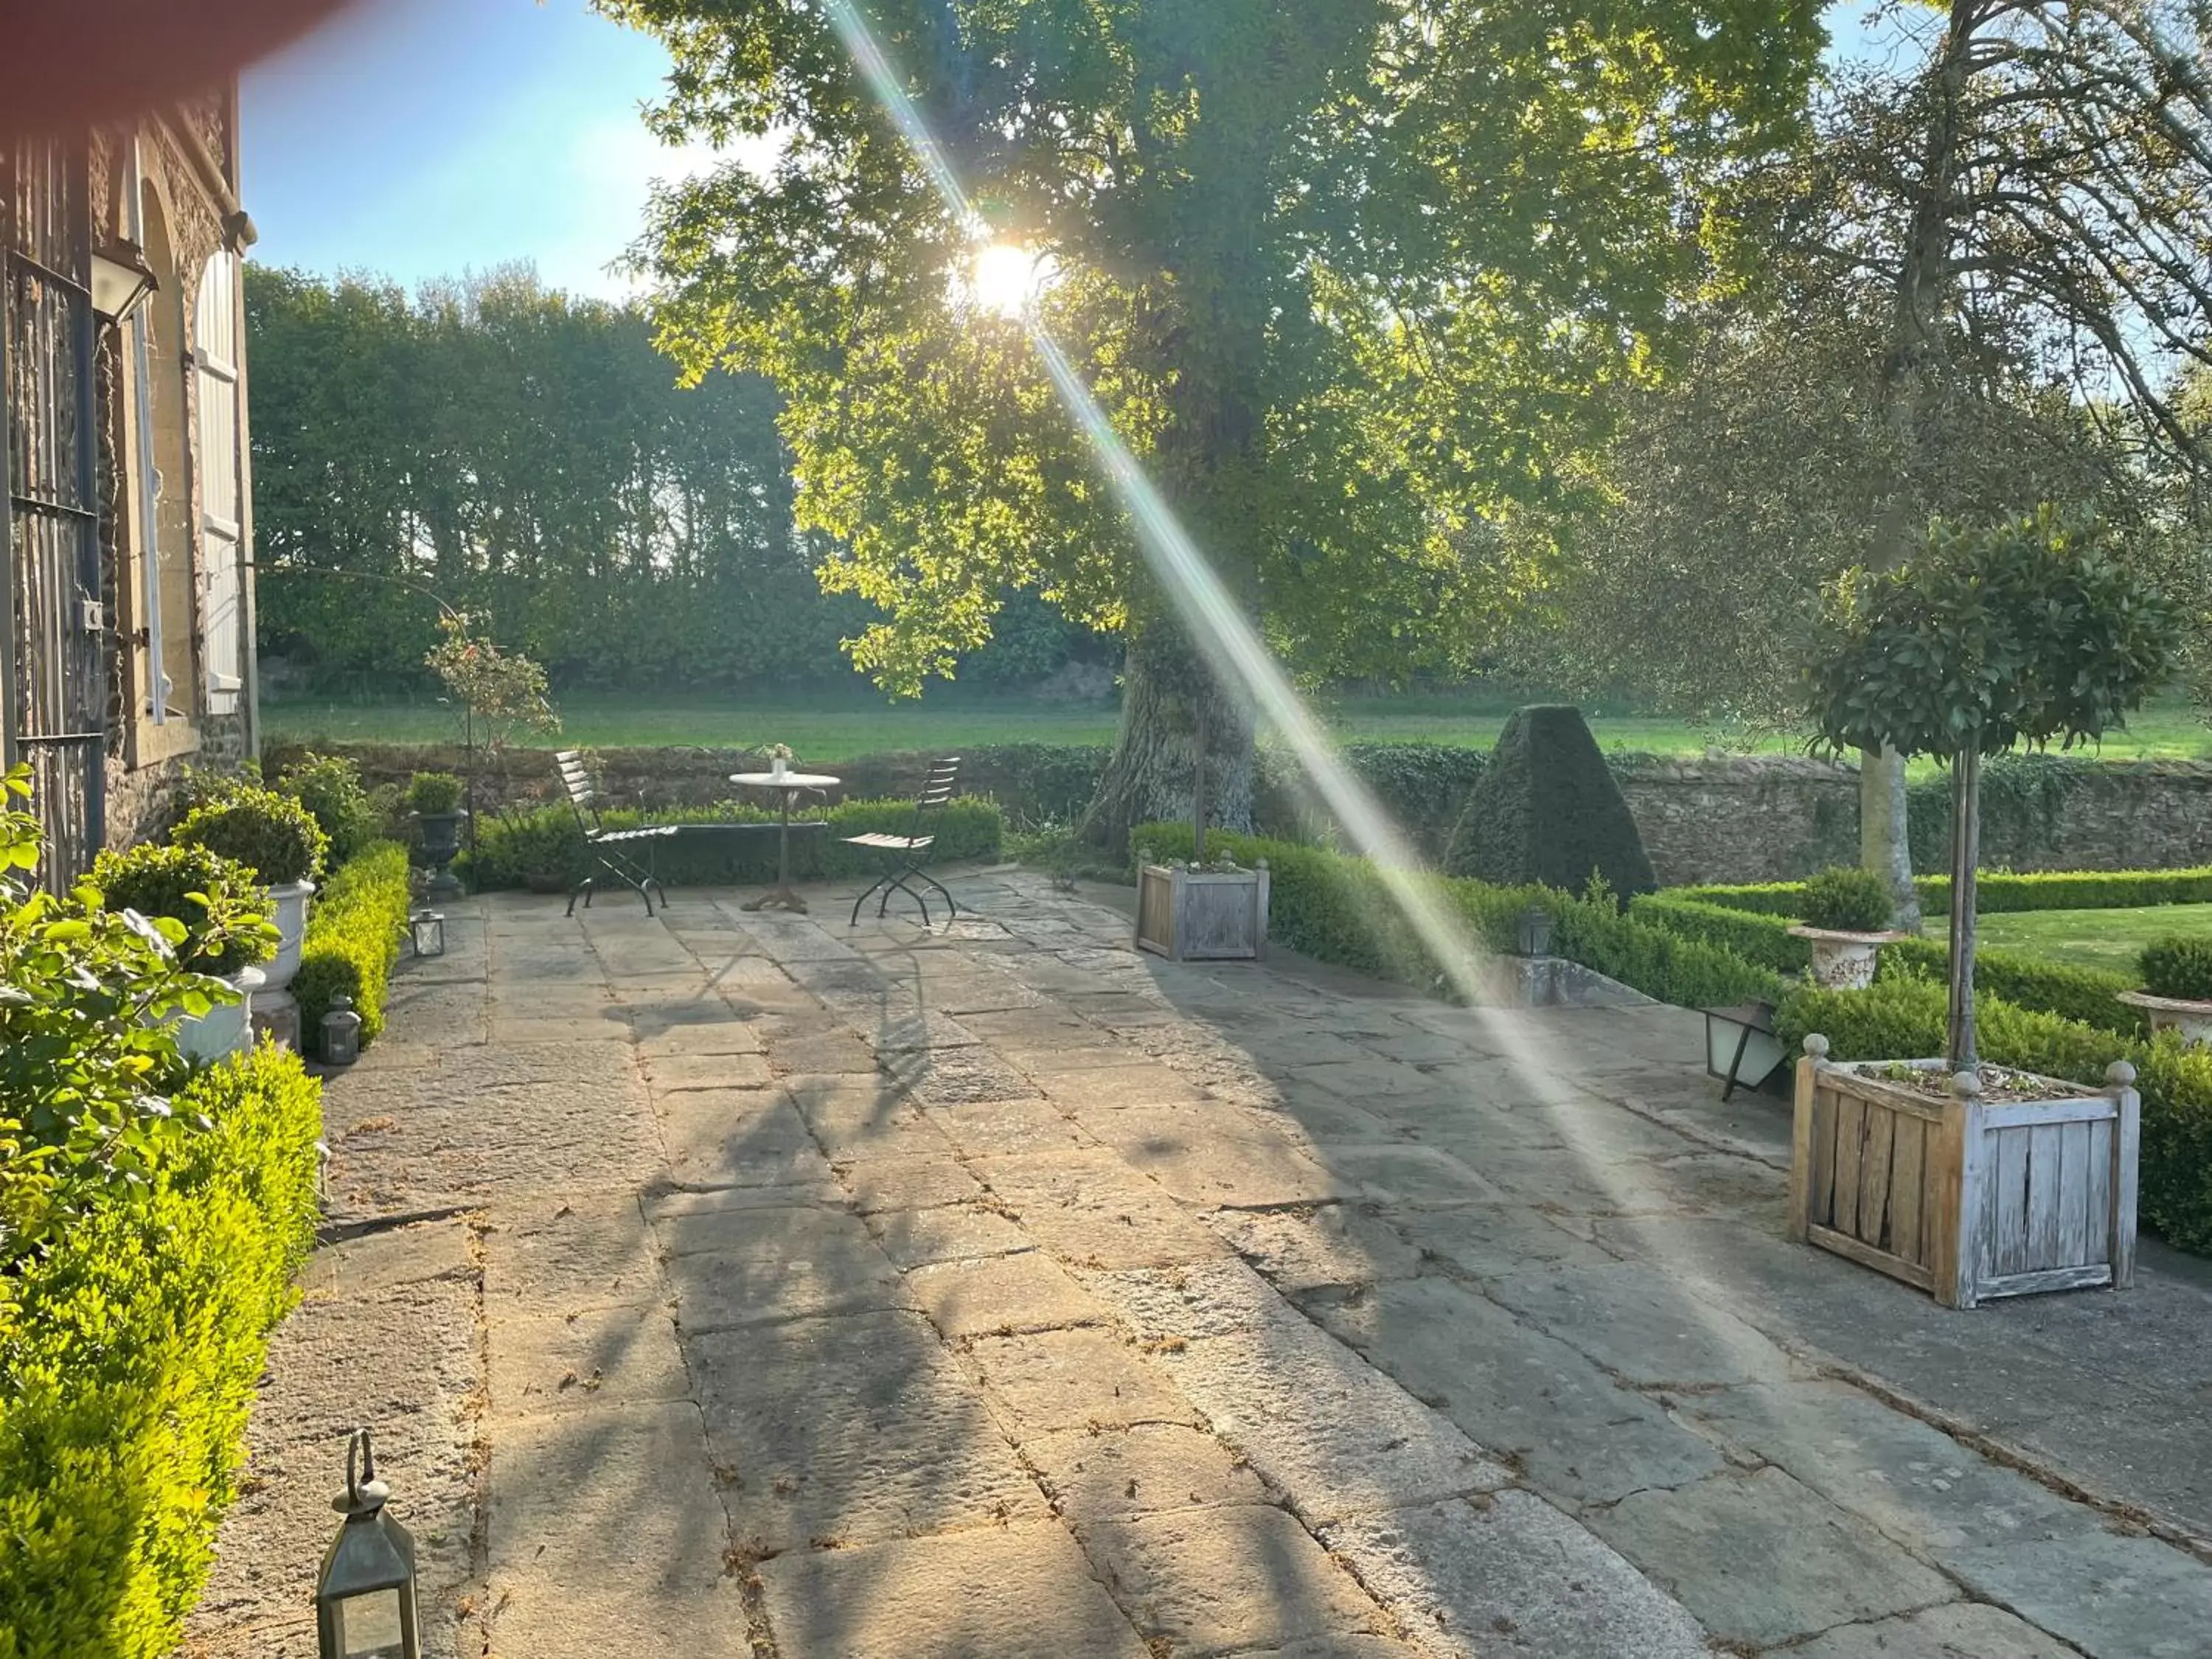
[905,755,961,844]
[556,749,602,832]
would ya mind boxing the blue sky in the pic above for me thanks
[243,0,1902,302]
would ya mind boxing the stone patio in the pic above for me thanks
[184,866,2212,1658]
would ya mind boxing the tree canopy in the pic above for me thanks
[605,0,1826,835]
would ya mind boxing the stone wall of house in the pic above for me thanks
[91,102,254,854]
[276,740,2212,888]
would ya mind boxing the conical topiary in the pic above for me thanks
[1444,706,1658,897]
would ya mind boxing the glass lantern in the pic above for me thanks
[408,910,447,958]
[321,995,363,1068]
[316,1428,420,1659]
[1515,904,1554,959]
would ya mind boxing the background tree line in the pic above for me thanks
[247,264,1106,696]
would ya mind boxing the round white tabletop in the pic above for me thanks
[729,771,842,790]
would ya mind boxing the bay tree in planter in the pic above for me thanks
[1792,507,2180,1306]
[1787,865,1906,990]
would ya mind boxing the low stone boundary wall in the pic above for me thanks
[270,740,2212,889]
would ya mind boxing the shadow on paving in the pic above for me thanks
[1071,883,2212,1659]
[291,872,2212,1659]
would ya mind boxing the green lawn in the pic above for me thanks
[260,689,2212,764]
[1933,903,2212,978]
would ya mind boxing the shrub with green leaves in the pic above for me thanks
[88,843,276,978]
[462,796,1004,891]
[1798,865,1893,933]
[295,843,412,1045]
[171,785,330,888]
[1629,894,1810,975]
[2140,937,2212,1004]
[1134,821,1779,1011]
[0,1043,324,1659]
[405,771,467,816]
[1677,867,2212,920]
[275,751,378,862]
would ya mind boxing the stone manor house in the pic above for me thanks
[3,88,258,891]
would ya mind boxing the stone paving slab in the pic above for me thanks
[757,1522,1150,1659]
[1587,1467,1958,1649]
[1313,1275,1724,1506]
[687,1312,1048,1552]
[1323,1492,1712,1659]
[1025,1422,1273,1526]
[1211,1203,1426,1291]
[969,1327,1200,1432]
[864,1198,1033,1267]
[1784,1602,2081,1659]
[1080,1503,1394,1656]
[487,1303,693,1419]
[486,1400,740,1659]
[908,1249,1108,1337]
[1486,1260,1794,1388]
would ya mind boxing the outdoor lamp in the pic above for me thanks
[1702,1000,1787,1102]
[1515,904,1554,959]
[316,1428,420,1659]
[89,244,158,324]
[408,910,447,958]
[321,995,363,1067]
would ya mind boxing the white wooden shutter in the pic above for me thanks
[195,251,245,714]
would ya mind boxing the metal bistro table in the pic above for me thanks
[729,771,840,913]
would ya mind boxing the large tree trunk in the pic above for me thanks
[1861,745,1916,928]
[1862,0,1979,930]
[1080,621,1255,857]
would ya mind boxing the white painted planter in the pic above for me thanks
[175,966,267,1066]
[2118,990,2212,1047]
[1788,1037,2140,1309]
[1135,862,1270,961]
[260,879,316,995]
[1788,925,1909,991]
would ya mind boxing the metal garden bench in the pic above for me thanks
[845,756,962,927]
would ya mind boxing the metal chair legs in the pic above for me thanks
[849,864,955,928]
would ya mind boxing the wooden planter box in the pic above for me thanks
[1787,1038,2140,1310]
[1135,863,1270,961]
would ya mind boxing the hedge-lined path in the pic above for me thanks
[195,869,2212,1658]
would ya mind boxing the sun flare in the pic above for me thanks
[970,241,1041,319]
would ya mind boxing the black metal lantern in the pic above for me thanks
[1701,1000,1787,1101]
[316,1428,420,1659]
[321,995,363,1068]
[1515,904,1554,959]
[408,910,447,959]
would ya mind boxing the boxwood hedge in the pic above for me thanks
[295,841,412,1046]
[0,1045,324,1658]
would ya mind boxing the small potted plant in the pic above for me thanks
[1132,701,1270,961]
[407,771,468,896]
[768,742,793,782]
[91,842,279,1063]
[2120,937,2212,1046]
[1787,865,1906,991]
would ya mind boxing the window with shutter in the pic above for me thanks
[195,248,244,715]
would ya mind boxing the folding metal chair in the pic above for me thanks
[845,757,961,927]
[558,750,680,916]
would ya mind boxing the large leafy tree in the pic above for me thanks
[1812,0,2212,919]
[605,0,1823,844]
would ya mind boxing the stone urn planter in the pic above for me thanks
[414,810,467,897]
[1787,1035,2140,1309]
[2117,990,2212,1046]
[1135,861,1271,961]
[250,878,317,1049]
[1787,925,1908,991]
[175,965,267,1067]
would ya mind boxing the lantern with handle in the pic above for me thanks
[316,1427,420,1659]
